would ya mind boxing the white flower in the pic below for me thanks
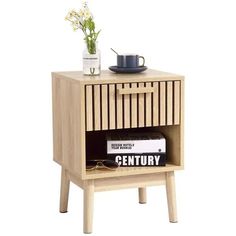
[84,9,92,20]
[78,9,84,17]
[71,21,79,31]
[82,1,88,8]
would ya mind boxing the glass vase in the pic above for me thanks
[83,42,101,75]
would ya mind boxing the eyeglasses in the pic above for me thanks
[86,159,119,171]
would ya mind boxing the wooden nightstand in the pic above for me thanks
[52,70,184,234]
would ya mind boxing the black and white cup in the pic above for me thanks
[117,54,145,68]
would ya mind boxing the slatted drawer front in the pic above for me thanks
[85,81,181,131]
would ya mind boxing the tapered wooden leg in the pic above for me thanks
[59,167,70,213]
[165,171,178,223]
[84,180,94,234]
[138,187,147,204]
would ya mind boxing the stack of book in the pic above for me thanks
[106,132,166,167]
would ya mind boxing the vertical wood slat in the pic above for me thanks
[167,81,173,125]
[109,84,116,129]
[86,85,93,131]
[101,85,108,130]
[94,85,101,130]
[116,84,123,129]
[138,82,145,127]
[124,83,130,128]
[153,82,159,126]
[131,83,138,128]
[145,82,152,127]
[174,81,180,125]
[160,82,166,126]
[85,80,179,131]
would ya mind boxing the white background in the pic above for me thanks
[0,0,236,235]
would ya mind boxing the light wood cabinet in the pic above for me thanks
[52,69,184,233]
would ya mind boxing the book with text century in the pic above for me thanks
[107,133,166,167]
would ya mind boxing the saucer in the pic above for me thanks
[109,66,148,74]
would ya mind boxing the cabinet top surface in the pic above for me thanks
[52,69,184,84]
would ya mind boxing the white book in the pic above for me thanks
[107,133,166,154]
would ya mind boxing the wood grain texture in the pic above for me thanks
[116,84,123,129]
[153,82,159,126]
[131,83,138,128]
[109,84,116,129]
[52,77,85,177]
[86,85,93,131]
[145,82,152,127]
[94,85,101,131]
[76,82,86,177]
[52,77,63,164]
[138,187,147,204]
[52,73,184,180]
[158,125,181,166]
[160,82,166,126]
[52,70,184,85]
[138,82,145,127]
[180,79,184,167]
[124,83,130,129]
[84,180,94,233]
[60,79,72,169]
[94,173,165,191]
[167,81,173,125]
[118,86,155,95]
[166,171,178,223]
[52,70,185,234]
[101,85,108,130]
[85,164,182,180]
[59,167,70,213]
[174,81,180,125]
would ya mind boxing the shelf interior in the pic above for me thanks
[85,126,182,179]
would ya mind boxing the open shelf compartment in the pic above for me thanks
[85,126,183,179]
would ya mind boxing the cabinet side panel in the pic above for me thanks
[52,77,84,177]
[180,79,184,167]
[158,125,181,166]
[52,78,63,164]
[60,79,73,169]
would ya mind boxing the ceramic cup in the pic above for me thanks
[117,54,145,68]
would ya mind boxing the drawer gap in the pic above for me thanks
[122,83,125,129]
[151,82,154,126]
[114,83,117,129]
[172,82,175,125]
[92,85,95,130]
[165,81,168,126]
[158,82,161,126]
[144,83,146,127]
[129,83,132,128]
[107,85,110,129]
